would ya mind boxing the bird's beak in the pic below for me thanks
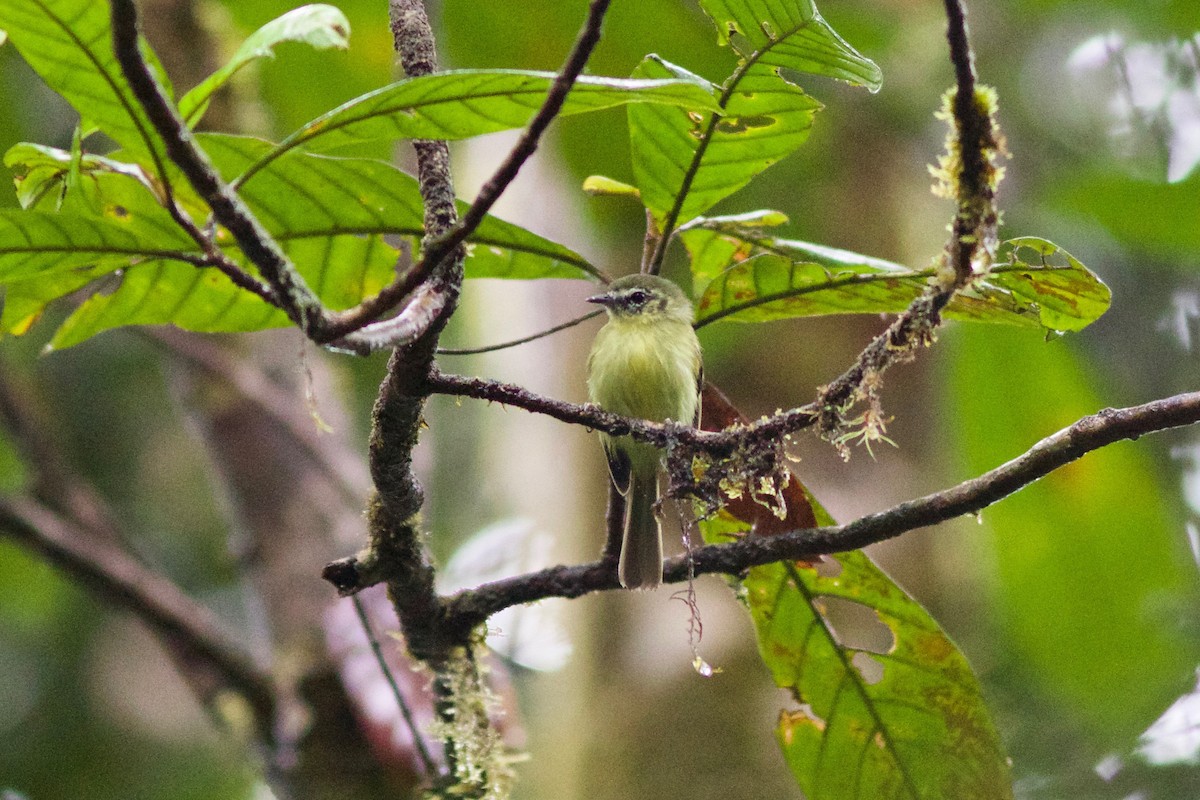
[587,292,615,307]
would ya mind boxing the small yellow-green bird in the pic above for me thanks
[586,274,703,589]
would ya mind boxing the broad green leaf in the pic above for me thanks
[700,0,882,91]
[0,0,168,165]
[238,71,722,186]
[750,551,1012,799]
[0,209,192,283]
[700,489,1009,798]
[179,4,351,128]
[49,234,397,349]
[689,233,1111,333]
[947,327,1200,739]
[1,135,598,345]
[198,134,597,280]
[628,56,821,226]
[0,266,110,336]
[993,237,1112,332]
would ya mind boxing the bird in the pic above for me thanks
[586,274,703,589]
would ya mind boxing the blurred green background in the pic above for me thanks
[1,0,1199,798]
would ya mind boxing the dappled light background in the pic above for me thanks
[1,0,1199,798]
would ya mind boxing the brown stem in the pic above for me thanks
[109,0,324,334]
[439,391,1200,632]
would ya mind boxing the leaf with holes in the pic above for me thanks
[238,70,721,185]
[687,232,1111,334]
[746,550,1012,799]
[697,417,1010,797]
[699,0,882,91]
[0,0,170,165]
[178,4,352,128]
[628,56,821,227]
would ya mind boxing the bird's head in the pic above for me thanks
[587,274,693,323]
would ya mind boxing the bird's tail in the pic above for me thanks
[619,471,663,590]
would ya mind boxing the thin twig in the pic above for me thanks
[438,391,1200,632]
[436,310,603,356]
[320,0,615,346]
[109,0,324,334]
[425,0,613,287]
[351,595,440,778]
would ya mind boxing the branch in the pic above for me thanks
[358,0,464,672]
[436,310,603,356]
[321,0,615,348]
[440,391,1200,631]
[0,496,277,737]
[805,0,1001,440]
[109,0,326,335]
[445,0,613,259]
[425,369,814,456]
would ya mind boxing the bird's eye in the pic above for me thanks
[628,290,648,305]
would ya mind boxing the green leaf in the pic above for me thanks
[992,237,1112,332]
[0,209,192,283]
[199,134,597,281]
[582,174,641,198]
[0,266,110,336]
[1,135,598,345]
[748,551,1012,799]
[48,233,397,349]
[178,4,351,128]
[628,56,821,226]
[5,142,158,211]
[0,0,168,164]
[699,0,882,91]
[680,208,791,234]
[688,233,1111,334]
[238,70,722,186]
[699,486,1010,799]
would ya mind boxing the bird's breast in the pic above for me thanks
[587,318,700,424]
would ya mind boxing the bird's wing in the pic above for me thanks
[603,439,632,495]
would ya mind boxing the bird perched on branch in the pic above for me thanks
[586,274,702,589]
